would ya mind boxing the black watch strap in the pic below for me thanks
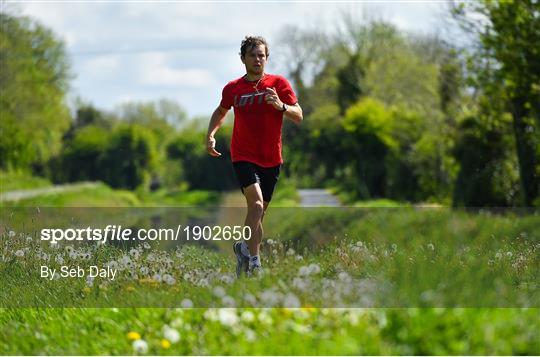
[281,104,287,112]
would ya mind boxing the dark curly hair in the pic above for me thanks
[239,36,269,58]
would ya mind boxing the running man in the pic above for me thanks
[206,36,303,277]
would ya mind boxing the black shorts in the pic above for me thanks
[232,161,281,202]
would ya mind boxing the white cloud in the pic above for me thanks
[136,52,217,88]
[142,67,217,88]
[81,55,121,77]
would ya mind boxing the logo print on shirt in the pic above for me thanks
[234,91,266,107]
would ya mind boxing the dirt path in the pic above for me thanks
[0,182,99,202]
[298,189,340,207]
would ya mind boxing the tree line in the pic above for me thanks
[1,1,538,206]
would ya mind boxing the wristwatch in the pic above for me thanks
[281,104,288,112]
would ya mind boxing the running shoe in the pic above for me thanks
[233,241,249,278]
[247,264,263,277]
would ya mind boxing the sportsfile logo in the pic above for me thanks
[40,225,251,243]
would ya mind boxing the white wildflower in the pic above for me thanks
[129,248,140,259]
[120,255,131,265]
[132,339,148,354]
[26,236,32,242]
[243,293,257,305]
[180,298,193,308]
[86,276,94,287]
[244,328,256,342]
[309,263,321,274]
[257,310,273,325]
[162,325,180,343]
[55,254,64,265]
[222,295,236,307]
[220,275,234,285]
[298,266,310,276]
[427,243,435,251]
[8,231,16,238]
[286,248,295,256]
[218,309,239,326]
[198,278,209,287]
[241,311,255,323]
[292,277,309,290]
[163,274,176,285]
[15,250,24,257]
[295,255,303,261]
[139,266,149,275]
[204,309,219,321]
[106,260,118,269]
[213,286,226,298]
[283,293,301,308]
[506,251,513,258]
[152,273,162,282]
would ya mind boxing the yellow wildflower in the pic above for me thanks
[127,331,141,341]
[161,339,171,349]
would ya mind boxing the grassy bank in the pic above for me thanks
[0,171,52,192]
[1,207,538,354]
[1,307,537,355]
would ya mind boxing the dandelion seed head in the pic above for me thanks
[217,309,239,326]
[180,298,193,308]
[132,339,148,354]
[213,286,226,298]
[222,295,236,307]
[241,311,255,323]
[162,326,180,343]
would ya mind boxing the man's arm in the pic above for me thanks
[264,87,303,125]
[206,105,229,157]
[283,103,303,125]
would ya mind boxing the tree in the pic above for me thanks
[0,12,71,171]
[60,125,110,183]
[452,0,540,206]
[100,125,157,190]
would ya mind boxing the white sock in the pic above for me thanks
[249,255,261,268]
[240,241,250,257]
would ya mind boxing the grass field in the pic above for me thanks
[0,171,52,193]
[1,205,538,354]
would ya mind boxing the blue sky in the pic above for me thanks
[10,1,449,118]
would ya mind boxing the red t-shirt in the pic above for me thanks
[220,74,297,167]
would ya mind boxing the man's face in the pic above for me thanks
[241,44,267,75]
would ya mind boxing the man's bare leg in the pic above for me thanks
[243,183,265,257]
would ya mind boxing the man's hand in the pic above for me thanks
[207,135,221,157]
[265,87,284,111]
